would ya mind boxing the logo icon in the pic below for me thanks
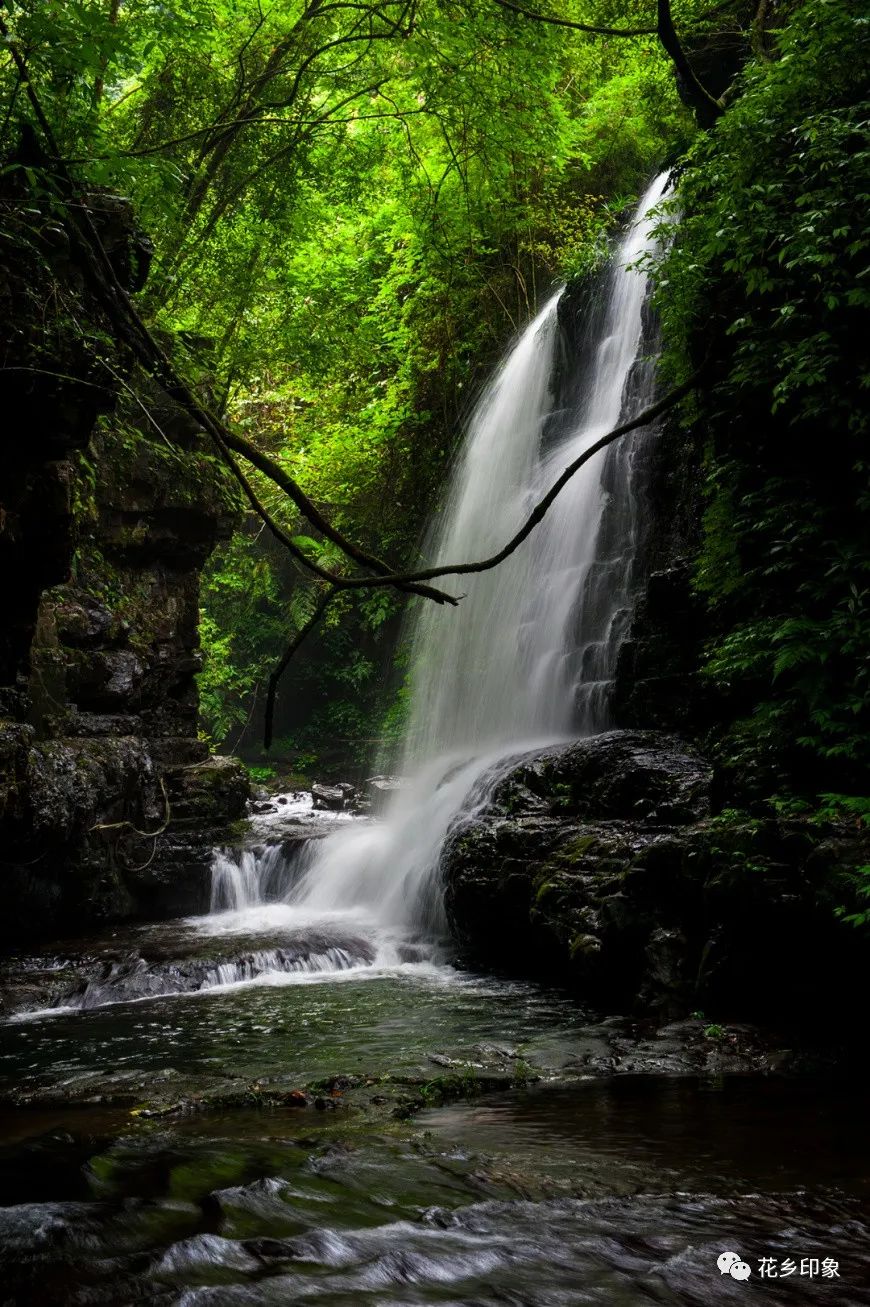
[718,1251,752,1280]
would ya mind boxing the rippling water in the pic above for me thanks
[0,951,868,1305]
[0,965,580,1095]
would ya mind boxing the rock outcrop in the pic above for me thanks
[443,730,868,1026]
[0,173,248,940]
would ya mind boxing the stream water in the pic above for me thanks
[0,967,867,1304]
[1,178,866,1302]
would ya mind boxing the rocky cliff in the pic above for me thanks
[0,176,249,941]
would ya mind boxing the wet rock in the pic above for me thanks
[26,736,154,842]
[0,181,247,941]
[443,729,869,1027]
[46,929,378,1012]
[155,1233,262,1277]
[65,648,145,710]
[560,1015,799,1078]
[397,943,428,963]
[655,1019,705,1040]
[52,590,120,646]
[480,731,712,826]
[166,755,249,823]
[311,781,355,811]
[364,775,405,812]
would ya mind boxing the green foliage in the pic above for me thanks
[0,1,689,768]
[197,532,287,746]
[817,794,870,826]
[835,866,870,931]
[655,0,870,796]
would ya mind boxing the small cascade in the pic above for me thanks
[41,932,379,1015]
[210,844,301,912]
[202,172,671,967]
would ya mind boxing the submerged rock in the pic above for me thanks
[33,928,378,1014]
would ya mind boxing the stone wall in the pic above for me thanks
[0,180,248,941]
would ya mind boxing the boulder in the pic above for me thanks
[442,729,868,1026]
[480,730,712,825]
[311,781,355,811]
[166,755,250,824]
[364,775,405,812]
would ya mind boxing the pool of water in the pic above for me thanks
[0,911,866,1305]
[0,962,582,1100]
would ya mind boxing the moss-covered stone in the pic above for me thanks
[0,176,249,941]
[443,730,870,1028]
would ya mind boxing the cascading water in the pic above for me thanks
[403,170,669,756]
[206,172,671,964]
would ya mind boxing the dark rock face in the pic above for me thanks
[0,176,248,941]
[611,409,708,733]
[443,730,868,1027]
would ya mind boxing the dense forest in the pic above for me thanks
[0,1,868,1302]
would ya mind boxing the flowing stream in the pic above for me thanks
[1,175,863,1304]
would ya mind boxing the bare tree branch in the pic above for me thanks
[750,0,772,59]
[212,425,459,604]
[656,0,724,121]
[69,106,429,163]
[491,0,725,124]
[92,0,121,107]
[0,14,709,758]
[294,365,707,592]
[0,32,456,610]
[249,364,708,727]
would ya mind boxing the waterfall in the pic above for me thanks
[402,170,669,757]
[206,172,670,950]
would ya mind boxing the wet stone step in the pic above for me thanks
[48,932,379,1012]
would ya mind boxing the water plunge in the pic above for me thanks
[209,172,671,955]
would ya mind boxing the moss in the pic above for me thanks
[559,834,598,863]
[569,932,601,959]
[169,1150,252,1200]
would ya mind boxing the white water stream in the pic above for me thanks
[204,173,671,972]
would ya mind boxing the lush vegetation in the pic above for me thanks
[653,0,869,826]
[1,0,866,848]
[1,0,701,769]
